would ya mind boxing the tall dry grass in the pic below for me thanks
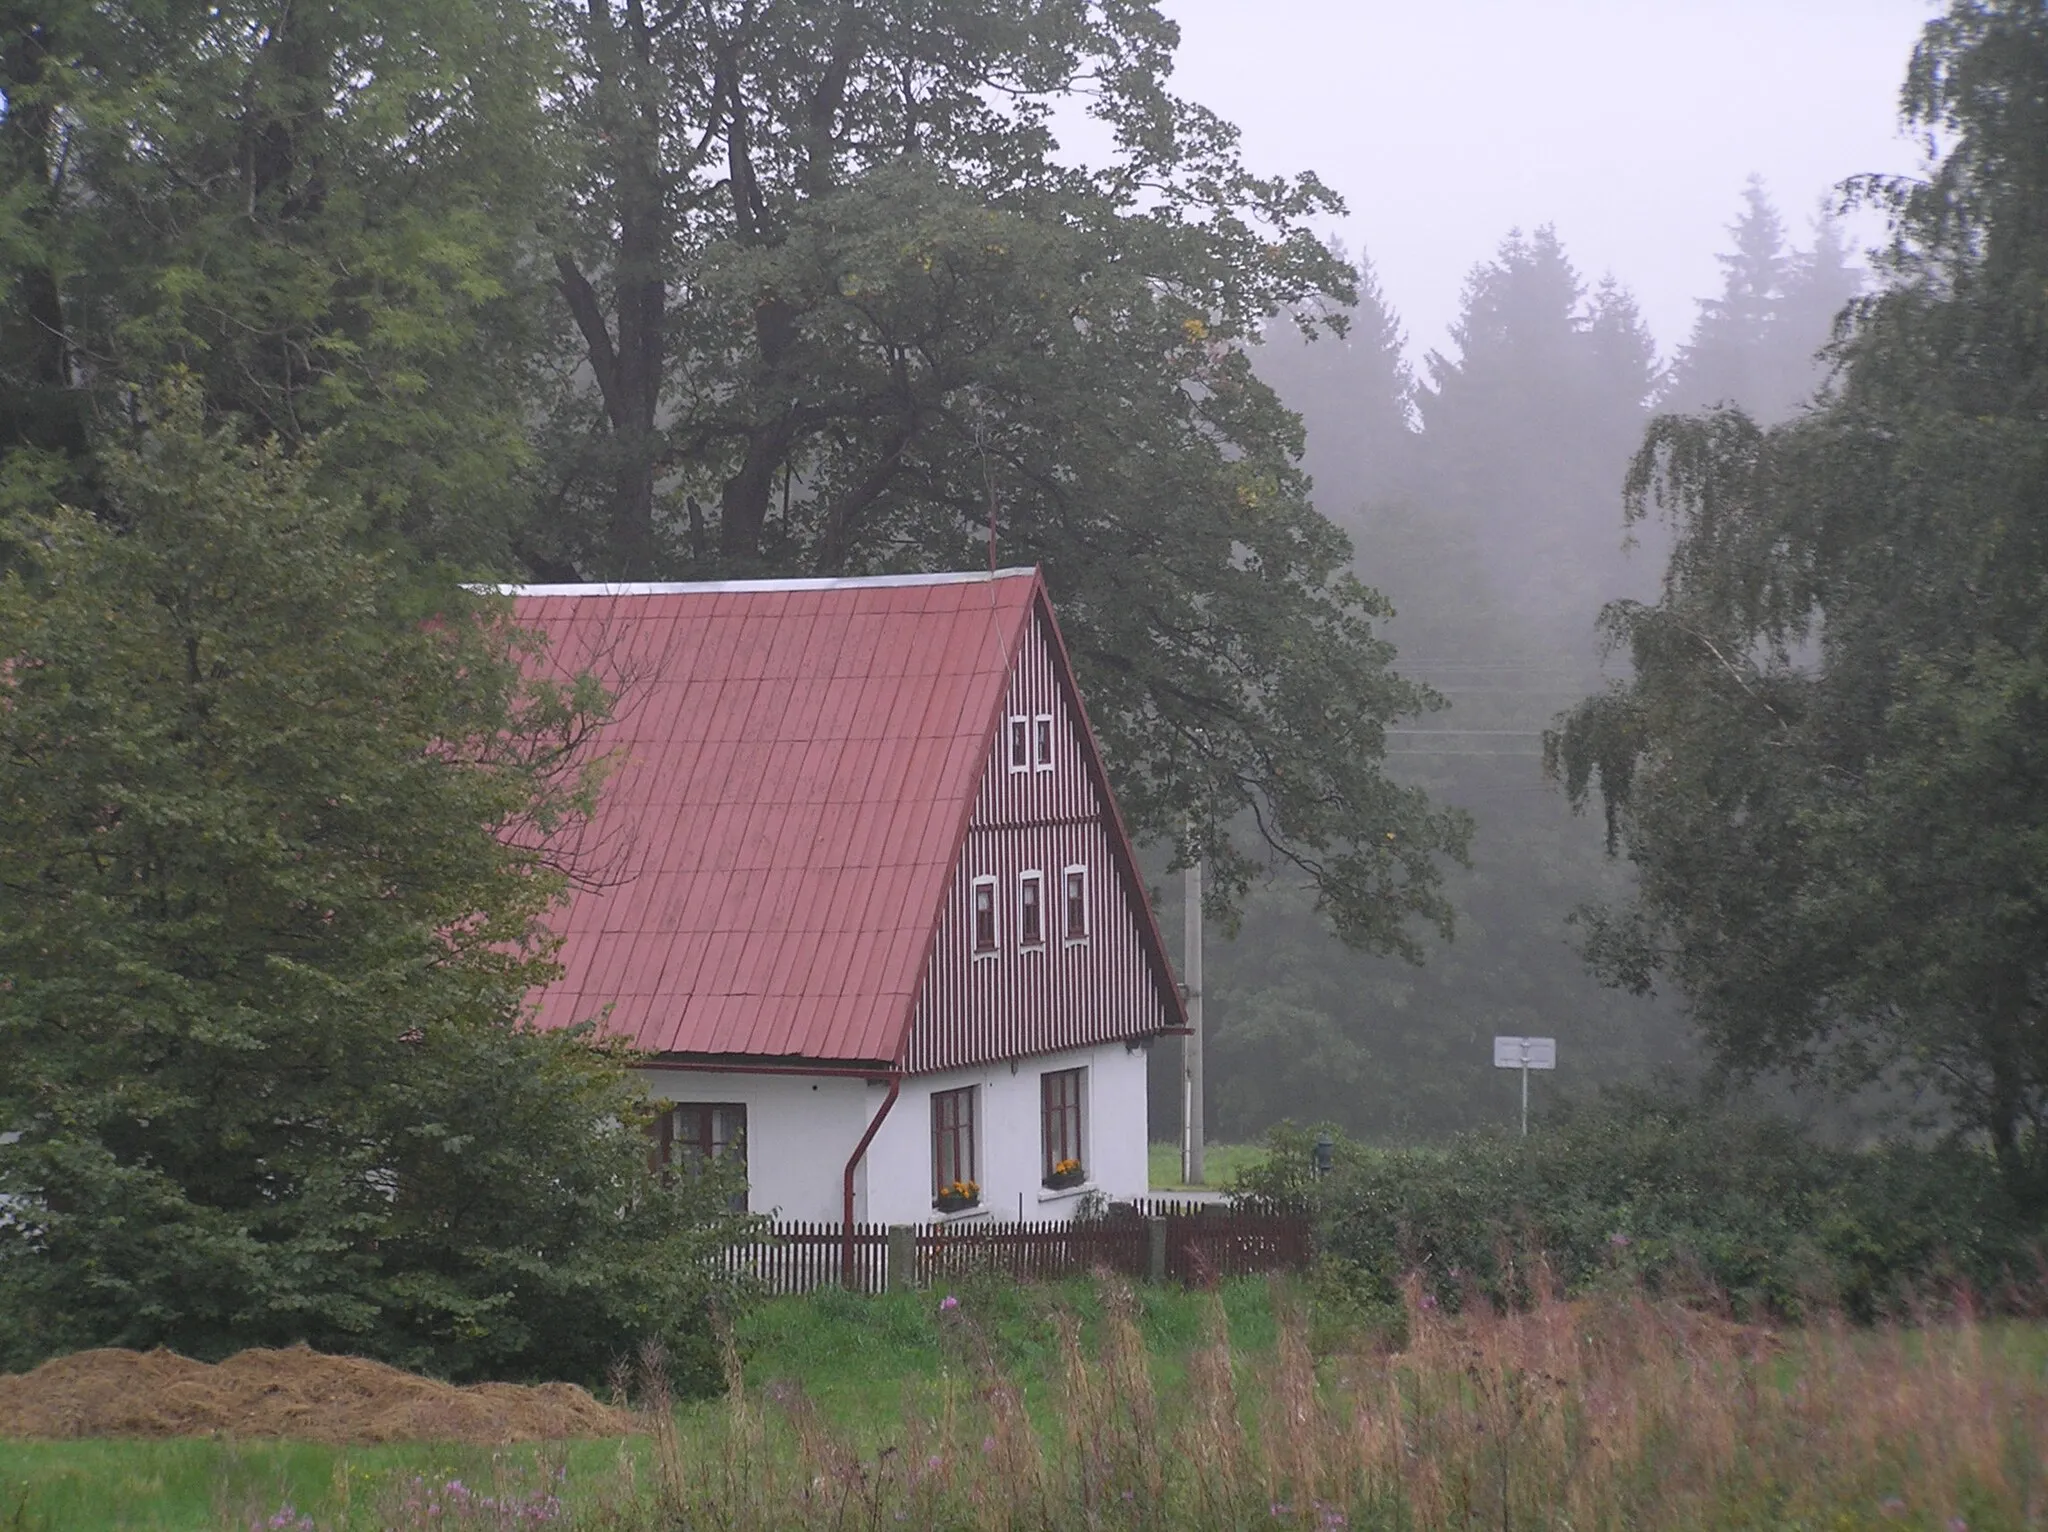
[582,1276,2048,1531]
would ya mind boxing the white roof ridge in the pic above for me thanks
[497,568,1038,597]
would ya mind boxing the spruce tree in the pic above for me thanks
[1664,180,1863,424]
[0,387,749,1382]
[1418,227,1661,642]
[1251,246,1419,523]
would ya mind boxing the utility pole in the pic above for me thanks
[1182,852,1205,1186]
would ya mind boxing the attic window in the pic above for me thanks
[1063,864,1089,942]
[1033,714,1055,771]
[1008,717,1030,773]
[971,876,999,955]
[1018,871,1045,949]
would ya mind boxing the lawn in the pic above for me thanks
[0,1436,629,1532]
[1146,1139,1267,1190]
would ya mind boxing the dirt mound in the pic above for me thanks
[0,1344,634,1444]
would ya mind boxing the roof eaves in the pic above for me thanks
[496,569,1038,598]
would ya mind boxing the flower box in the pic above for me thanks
[934,1191,979,1213]
[1043,1165,1086,1191]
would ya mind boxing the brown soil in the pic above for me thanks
[0,1344,634,1444]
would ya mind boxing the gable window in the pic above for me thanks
[1008,716,1030,773]
[1033,714,1055,771]
[971,876,999,955]
[655,1103,748,1210]
[1018,871,1045,948]
[1062,865,1089,942]
[932,1086,979,1204]
[1041,1068,1085,1185]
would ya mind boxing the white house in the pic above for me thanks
[512,569,1187,1225]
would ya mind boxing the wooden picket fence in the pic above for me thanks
[723,1220,888,1293]
[917,1215,1148,1287]
[728,1204,1310,1295]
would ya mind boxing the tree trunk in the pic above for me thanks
[558,0,668,578]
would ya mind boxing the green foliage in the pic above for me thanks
[1549,0,2048,1195]
[0,0,556,556]
[536,0,1471,950]
[0,387,751,1385]
[1247,1094,2043,1323]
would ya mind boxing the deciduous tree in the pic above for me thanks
[0,0,555,557]
[536,0,1470,944]
[1548,0,2048,1198]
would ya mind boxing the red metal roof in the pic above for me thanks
[512,571,1040,1064]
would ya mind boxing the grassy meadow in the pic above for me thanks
[8,1274,2048,1530]
[1146,1140,1269,1191]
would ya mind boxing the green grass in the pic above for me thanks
[723,1275,1284,1429]
[0,1437,632,1531]
[1146,1139,1266,1189]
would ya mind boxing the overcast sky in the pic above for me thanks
[1154,0,1938,367]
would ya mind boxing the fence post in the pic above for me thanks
[887,1224,916,1293]
[1145,1216,1168,1285]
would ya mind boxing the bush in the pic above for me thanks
[1241,1089,2047,1321]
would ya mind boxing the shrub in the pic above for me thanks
[1242,1089,2046,1320]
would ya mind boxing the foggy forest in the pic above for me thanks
[1155,189,1864,1142]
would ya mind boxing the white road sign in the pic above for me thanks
[1493,1036,1557,1070]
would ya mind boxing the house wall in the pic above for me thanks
[863,1040,1151,1226]
[636,1036,1150,1225]
[905,611,1176,1073]
[636,1068,872,1223]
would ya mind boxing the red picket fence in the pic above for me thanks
[731,1204,1309,1295]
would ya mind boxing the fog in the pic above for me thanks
[1160,0,1931,365]
[1147,2,1934,1147]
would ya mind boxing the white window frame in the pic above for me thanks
[1032,713,1056,772]
[1061,863,1090,944]
[1017,869,1046,951]
[1006,716,1030,774]
[970,875,1000,957]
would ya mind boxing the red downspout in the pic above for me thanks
[842,1074,901,1287]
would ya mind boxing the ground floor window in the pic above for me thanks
[655,1102,748,1210]
[1041,1067,1085,1184]
[931,1086,979,1205]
